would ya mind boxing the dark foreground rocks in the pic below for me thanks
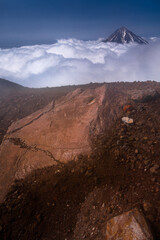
[106,208,153,240]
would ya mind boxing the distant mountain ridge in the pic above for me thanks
[103,26,148,44]
[0,78,23,89]
[0,78,25,96]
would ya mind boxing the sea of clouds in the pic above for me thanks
[0,38,160,87]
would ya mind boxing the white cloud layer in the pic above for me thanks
[0,38,160,87]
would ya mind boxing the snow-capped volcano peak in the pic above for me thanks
[103,26,148,44]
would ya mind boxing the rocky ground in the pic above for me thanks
[0,80,160,240]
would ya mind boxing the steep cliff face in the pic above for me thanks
[0,83,159,203]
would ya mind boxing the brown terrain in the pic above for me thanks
[0,78,160,240]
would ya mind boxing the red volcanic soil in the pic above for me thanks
[0,79,160,240]
[0,79,100,144]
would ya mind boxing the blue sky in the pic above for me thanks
[1,0,160,47]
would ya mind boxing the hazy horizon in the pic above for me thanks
[0,25,159,49]
[0,34,159,49]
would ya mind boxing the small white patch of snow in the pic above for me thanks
[128,33,134,42]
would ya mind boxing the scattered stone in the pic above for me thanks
[36,214,41,222]
[143,202,157,222]
[120,135,125,139]
[107,207,113,214]
[106,208,154,240]
[116,140,120,145]
[123,105,133,112]
[151,177,156,182]
[135,149,138,154]
[150,165,159,174]
[147,141,153,146]
[144,160,150,166]
[143,201,152,212]
[155,186,159,192]
[151,128,155,133]
[122,117,133,124]
[143,136,148,140]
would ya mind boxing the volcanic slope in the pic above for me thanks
[0,81,160,203]
[0,78,99,144]
[0,81,160,240]
[103,26,148,44]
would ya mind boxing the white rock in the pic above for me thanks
[122,117,133,124]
